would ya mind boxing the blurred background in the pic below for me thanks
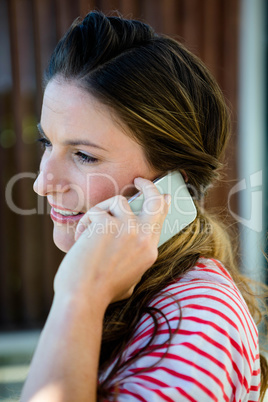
[0,0,267,400]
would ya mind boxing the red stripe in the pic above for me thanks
[210,258,234,282]
[129,376,175,402]
[173,282,257,348]
[134,297,180,334]
[135,313,156,334]
[167,279,241,303]
[150,268,242,303]
[119,388,148,401]
[131,314,179,346]
[134,374,167,387]
[197,259,234,283]
[133,306,181,344]
[137,365,219,401]
[189,288,256,354]
[132,326,155,344]
[183,316,243,357]
[181,297,257,356]
[154,389,174,402]
[193,266,231,282]
[206,282,257,339]
[183,303,239,330]
[243,375,249,391]
[151,280,256,347]
[116,375,224,402]
[195,262,207,268]
[149,351,229,402]
[181,280,254,328]
[132,305,255,374]
[177,329,243,384]
[250,384,260,392]
[181,342,236,394]
[132,297,256,374]
[195,264,234,287]
[183,313,252,370]
[176,387,198,402]
[130,334,248,395]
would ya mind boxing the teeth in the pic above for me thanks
[54,208,80,216]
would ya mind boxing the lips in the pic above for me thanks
[49,203,85,224]
[53,207,81,216]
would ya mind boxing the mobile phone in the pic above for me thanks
[128,171,197,247]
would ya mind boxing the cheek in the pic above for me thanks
[84,174,121,208]
[82,164,153,209]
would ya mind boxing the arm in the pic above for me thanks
[21,178,170,401]
[20,290,106,402]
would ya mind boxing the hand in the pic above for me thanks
[53,177,171,308]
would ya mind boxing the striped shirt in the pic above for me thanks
[101,257,260,401]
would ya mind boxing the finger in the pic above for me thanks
[75,213,90,241]
[75,195,135,241]
[143,193,171,240]
[95,195,134,218]
[161,193,172,225]
[134,177,170,223]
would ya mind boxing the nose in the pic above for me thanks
[33,155,70,197]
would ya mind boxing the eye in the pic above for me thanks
[75,151,98,164]
[36,137,52,149]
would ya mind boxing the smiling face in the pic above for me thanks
[34,79,159,252]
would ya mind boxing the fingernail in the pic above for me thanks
[164,194,171,206]
[134,177,142,190]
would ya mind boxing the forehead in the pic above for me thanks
[42,79,114,128]
[42,80,125,142]
[41,79,146,157]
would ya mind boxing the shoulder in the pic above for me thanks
[134,257,255,335]
[130,257,258,356]
[105,258,260,401]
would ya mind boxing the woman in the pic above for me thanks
[21,11,267,401]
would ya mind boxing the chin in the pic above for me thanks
[53,225,76,253]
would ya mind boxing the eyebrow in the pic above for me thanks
[37,123,108,151]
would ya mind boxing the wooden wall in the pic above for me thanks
[0,0,239,329]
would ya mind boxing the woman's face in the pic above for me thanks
[34,79,159,252]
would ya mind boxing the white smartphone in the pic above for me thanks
[128,171,197,247]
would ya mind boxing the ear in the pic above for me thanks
[181,169,188,183]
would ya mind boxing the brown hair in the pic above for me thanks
[44,11,268,400]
